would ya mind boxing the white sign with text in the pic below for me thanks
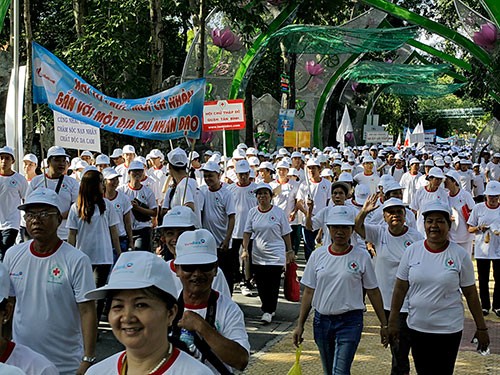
[54,111,101,152]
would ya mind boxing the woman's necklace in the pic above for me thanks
[120,343,173,375]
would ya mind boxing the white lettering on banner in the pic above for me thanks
[203,100,246,131]
[53,111,101,152]
[365,131,393,143]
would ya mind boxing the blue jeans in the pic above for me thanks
[313,310,363,375]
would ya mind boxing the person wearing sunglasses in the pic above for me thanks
[172,229,249,374]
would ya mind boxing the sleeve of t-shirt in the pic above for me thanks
[146,187,158,210]
[279,208,292,236]
[225,191,236,216]
[467,204,479,226]
[296,183,306,202]
[311,207,325,231]
[361,252,378,289]
[122,194,133,214]
[70,253,97,303]
[409,191,419,211]
[396,245,412,281]
[243,209,255,234]
[66,204,79,230]
[107,201,120,227]
[364,224,382,245]
[3,250,15,297]
[69,179,80,205]
[459,250,476,288]
[219,297,251,354]
[300,251,318,289]
[18,176,28,199]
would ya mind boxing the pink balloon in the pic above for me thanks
[473,23,498,50]
[305,60,325,76]
[211,28,243,51]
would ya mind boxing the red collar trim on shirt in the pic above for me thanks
[169,261,176,273]
[485,202,499,210]
[30,239,63,258]
[140,176,147,182]
[424,240,449,253]
[449,190,459,198]
[0,171,14,177]
[236,182,250,188]
[328,244,353,256]
[278,178,289,185]
[208,184,222,192]
[44,173,64,180]
[107,191,118,201]
[410,172,418,176]
[363,172,374,176]
[0,341,15,363]
[154,166,163,170]
[351,199,363,207]
[310,178,322,184]
[424,186,437,193]
[258,206,273,213]
[127,183,143,191]
[389,226,408,237]
[184,291,219,310]
[117,348,181,375]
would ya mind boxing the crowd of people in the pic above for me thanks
[0,140,498,374]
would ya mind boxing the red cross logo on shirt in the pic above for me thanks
[52,268,60,276]
[447,259,454,267]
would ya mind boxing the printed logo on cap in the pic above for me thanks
[114,262,135,272]
[184,238,207,247]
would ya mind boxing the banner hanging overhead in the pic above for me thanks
[32,42,205,141]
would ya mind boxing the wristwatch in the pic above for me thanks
[82,356,96,363]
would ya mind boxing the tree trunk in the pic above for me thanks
[149,0,163,93]
[189,0,206,79]
[24,0,34,154]
[72,0,86,38]
[245,81,254,146]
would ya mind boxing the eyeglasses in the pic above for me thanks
[179,263,217,273]
[24,211,59,221]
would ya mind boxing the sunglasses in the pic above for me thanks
[180,263,217,273]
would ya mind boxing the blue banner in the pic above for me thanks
[32,42,205,141]
[276,109,295,147]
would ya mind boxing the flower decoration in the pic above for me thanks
[305,60,325,76]
[473,23,498,50]
[267,0,286,5]
[211,28,243,52]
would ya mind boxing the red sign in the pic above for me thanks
[203,100,246,131]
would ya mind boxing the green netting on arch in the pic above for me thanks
[383,83,466,97]
[343,61,452,84]
[263,25,418,55]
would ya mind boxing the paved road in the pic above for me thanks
[95,259,305,361]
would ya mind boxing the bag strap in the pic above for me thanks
[55,175,64,194]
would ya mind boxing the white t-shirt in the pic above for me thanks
[148,165,168,203]
[66,200,120,264]
[400,172,421,205]
[86,347,213,375]
[106,192,132,237]
[141,175,162,203]
[118,184,158,230]
[448,189,475,244]
[353,172,380,195]
[269,179,299,220]
[297,178,331,217]
[162,177,202,228]
[364,224,423,311]
[0,362,26,375]
[472,173,486,197]
[166,260,231,298]
[366,206,417,230]
[27,175,79,239]
[114,163,130,186]
[396,240,475,334]
[201,184,236,246]
[301,245,378,316]
[409,186,449,235]
[244,205,292,266]
[227,182,257,239]
[467,202,500,259]
[485,161,500,181]
[311,204,362,248]
[182,292,250,374]
[4,241,95,374]
[389,166,406,183]
[0,172,28,230]
[457,170,474,193]
[4,341,59,375]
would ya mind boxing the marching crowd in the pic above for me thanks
[0,140,498,374]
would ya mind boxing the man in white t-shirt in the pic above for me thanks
[147,149,168,205]
[26,146,79,241]
[399,158,421,205]
[115,144,136,185]
[485,153,500,182]
[0,147,28,258]
[4,188,96,375]
[353,156,380,194]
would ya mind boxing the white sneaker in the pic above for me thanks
[241,286,257,297]
[261,312,273,324]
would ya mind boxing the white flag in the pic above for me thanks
[336,105,353,151]
[395,133,402,149]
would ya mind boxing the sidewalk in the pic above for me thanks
[245,271,500,375]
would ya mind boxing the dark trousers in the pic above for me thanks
[0,229,19,260]
[476,258,500,311]
[93,264,112,320]
[133,227,152,251]
[290,225,302,255]
[218,241,241,295]
[302,226,318,261]
[409,328,462,375]
[253,264,282,314]
[385,310,410,375]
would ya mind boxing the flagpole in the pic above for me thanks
[13,0,20,169]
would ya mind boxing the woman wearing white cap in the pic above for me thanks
[399,158,421,205]
[22,154,39,182]
[355,196,423,375]
[389,201,489,375]
[293,205,388,375]
[85,252,213,374]
[467,180,500,317]
[242,183,294,323]
[67,169,122,321]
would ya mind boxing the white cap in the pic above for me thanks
[421,200,452,218]
[444,156,452,163]
[278,148,289,156]
[82,165,98,176]
[75,160,89,170]
[320,169,333,177]
[201,160,220,173]
[291,151,302,159]
[227,169,238,182]
[70,157,81,170]
[394,154,404,161]
[317,154,328,164]
[247,156,260,166]
[80,150,93,158]
[276,160,290,169]
[122,145,136,154]
[189,151,200,160]
[0,146,15,158]
[0,262,11,301]
[47,146,69,158]
[157,206,198,229]
[461,159,472,165]
[428,167,445,179]
[246,147,257,156]
[232,148,246,160]
[254,183,273,195]
[134,156,148,167]
[382,198,406,211]
[484,181,500,196]
[409,158,420,165]
[341,163,352,171]
[85,252,178,300]
[208,154,221,164]
[23,153,38,164]
[18,188,62,213]
[258,161,274,171]
[204,150,213,156]
[167,147,188,167]
[128,160,145,171]
[326,205,356,225]
[110,148,123,158]
[306,158,320,167]
[347,155,355,162]
[102,167,121,180]
[445,170,460,183]
[384,181,403,194]
[287,168,299,177]
[493,152,500,158]
[149,149,164,160]
[95,154,110,165]
[473,163,480,168]
[174,229,218,265]
[338,172,353,183]
[424,159,434,167]
[354,184,370,205]
[300,147,310,152]
[235,159,250,173]
[236,143,248,150]
[362,156,375,164]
